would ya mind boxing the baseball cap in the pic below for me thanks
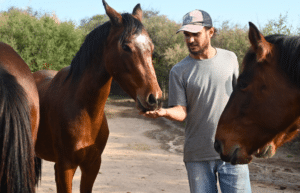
[176,10,213,34]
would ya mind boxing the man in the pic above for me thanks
[142,10,252,193]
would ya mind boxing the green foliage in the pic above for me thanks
[1,6,298,98]
[143,14,185,60]
[261,13,293,36]
[79,14,109,34]
[0,7,85,72]
[164,44,189,68]
[143,10,160,19]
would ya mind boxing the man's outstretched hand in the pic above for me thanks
[139,108,167,119]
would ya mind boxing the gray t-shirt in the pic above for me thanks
[168,48,239,162]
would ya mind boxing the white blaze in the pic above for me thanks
[135,34,149,52]
[135,34,156,78]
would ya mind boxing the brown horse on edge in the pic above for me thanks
[0,42,41,192]
[32,1,162,192]
[214,22,300,165]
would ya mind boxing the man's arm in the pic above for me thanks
[141,105,187,122]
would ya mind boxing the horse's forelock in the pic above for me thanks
[119,13,144,44]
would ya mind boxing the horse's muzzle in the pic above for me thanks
[137,94,162,112]
[214,140,252,165]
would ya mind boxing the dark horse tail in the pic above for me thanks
[0,68,39,193]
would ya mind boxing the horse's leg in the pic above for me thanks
[79,156,101,193]
[79,115,109,193]
[54,164,62,192]
[55,161,78,193]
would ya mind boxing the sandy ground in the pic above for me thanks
[36,99,300,193]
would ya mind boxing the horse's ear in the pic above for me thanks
[132,4,143,22]
[102,0,122,26]
[248,22,272,62]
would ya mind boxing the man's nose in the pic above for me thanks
[186,36,194,43]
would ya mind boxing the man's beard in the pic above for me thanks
[187,41,209,56]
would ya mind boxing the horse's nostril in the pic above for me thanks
[147,94,157,105]
[214,140,222,154]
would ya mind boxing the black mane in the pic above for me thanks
[265,34,300,87]
[66,13,144,83]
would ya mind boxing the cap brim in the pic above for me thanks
[176,24,204,34]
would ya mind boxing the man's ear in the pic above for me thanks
[209,27,215,38]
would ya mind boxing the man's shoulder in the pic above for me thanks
[216,48,237,59]
[171,55,191,72]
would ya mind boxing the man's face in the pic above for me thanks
[184,27,212,56]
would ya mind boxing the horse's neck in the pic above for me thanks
[74,64,112,118]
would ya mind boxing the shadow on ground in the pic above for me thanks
[105,97,300,191]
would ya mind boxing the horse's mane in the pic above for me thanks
[266,34,300,87]
[66,13,144,83]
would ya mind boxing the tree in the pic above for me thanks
[143,9,160,19]
[261,13,293,36]
[79,14,109,34]
[0,7,85,72]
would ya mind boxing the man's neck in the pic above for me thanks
[190,46,216,60]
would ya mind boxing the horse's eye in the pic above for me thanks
[238,81,248,90]
[122,44,131,52]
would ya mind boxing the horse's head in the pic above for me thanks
[214,22,300,164]
[102,0,162,112]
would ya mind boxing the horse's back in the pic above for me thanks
[33,67,70,102]
[33,66,70,91]
[33,70,58,83]
[33,70,58,96]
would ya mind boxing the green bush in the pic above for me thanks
[261,13,294,36]
[0,8,85,72]
[79,14,109,35]
[1,7,298,98]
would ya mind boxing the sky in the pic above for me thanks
[0,0,299,30]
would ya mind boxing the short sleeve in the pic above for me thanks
[168,68,187,107]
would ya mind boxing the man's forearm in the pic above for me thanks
[142,105,187,122]
[164,106,187,122]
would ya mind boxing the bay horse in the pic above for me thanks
[0,42,41,192]
[32,1,162,192]
[214,22,300,165]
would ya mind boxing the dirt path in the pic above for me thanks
[36,99,300,192]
